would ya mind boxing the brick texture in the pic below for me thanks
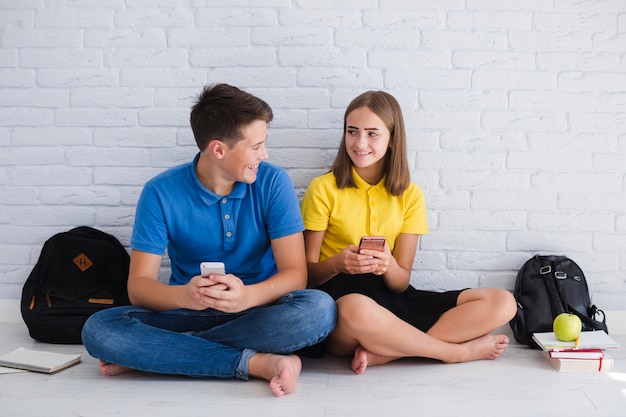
[0,1,624,309]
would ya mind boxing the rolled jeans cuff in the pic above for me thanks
[235,348,257,381]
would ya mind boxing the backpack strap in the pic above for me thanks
[538,263,567,319]
[568,304,608,333]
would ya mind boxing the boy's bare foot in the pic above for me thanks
[351,346,398,375]
[98,360,134,376]
[446,334,509,363]
[248,353,302,397]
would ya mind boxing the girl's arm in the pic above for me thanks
[304,230,420,291]
[375,233,419,293]
[304,230,373,287]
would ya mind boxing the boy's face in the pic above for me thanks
[222,119,269,184]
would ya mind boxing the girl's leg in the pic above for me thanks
[326,294,510,373]
[427,288,517,343]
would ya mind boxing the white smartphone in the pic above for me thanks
[200,261,225,277]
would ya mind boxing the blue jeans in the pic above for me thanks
[81,289,336,380]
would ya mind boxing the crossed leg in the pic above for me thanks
[99,353,302,397]
[427,288,517,343]
[327,289,516,374]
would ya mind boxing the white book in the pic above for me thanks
[532,330,620,351]
[0,347,81,374]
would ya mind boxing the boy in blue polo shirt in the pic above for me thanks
[81,83,337,397]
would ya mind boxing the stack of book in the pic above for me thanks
[532,330,619,372]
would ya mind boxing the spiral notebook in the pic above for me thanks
[0,347,81,374]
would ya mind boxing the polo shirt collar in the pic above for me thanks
[191,152,248,205]
[351,166,387,191]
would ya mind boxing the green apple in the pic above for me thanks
[553,313,582,342]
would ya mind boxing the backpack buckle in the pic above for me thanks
[554,271,567,279]
[539,265,551,275]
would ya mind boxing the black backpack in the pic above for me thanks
[21,226,131,344]
[510,254,608,348]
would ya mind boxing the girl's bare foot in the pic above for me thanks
[98,360,134,376]
[446,334,509,363]
[351,346,369,374]
[249,353,302,397]
[351,346,398,375]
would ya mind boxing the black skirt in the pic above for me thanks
[317,273,462,333]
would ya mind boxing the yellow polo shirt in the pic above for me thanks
[301,169,429,262]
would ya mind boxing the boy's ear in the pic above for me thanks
[208,139,226,159]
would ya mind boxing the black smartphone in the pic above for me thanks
[359,236,386,251]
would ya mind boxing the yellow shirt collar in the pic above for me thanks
[351,166,387,191]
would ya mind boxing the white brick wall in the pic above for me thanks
[1,1,624,311]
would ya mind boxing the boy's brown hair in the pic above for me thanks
[190,83,273,151]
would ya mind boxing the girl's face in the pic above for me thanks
[344,106,391,183]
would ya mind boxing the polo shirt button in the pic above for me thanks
[226,232,232,237]
[225,214,230,220]
[222,198,227,203]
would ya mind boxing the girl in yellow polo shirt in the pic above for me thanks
[301,90,517,374]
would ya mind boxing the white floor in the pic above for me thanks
[0,320,625,417]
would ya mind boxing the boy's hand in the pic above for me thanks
[197,275,229,291]
[184,274,227,310]
[192,273,252,313]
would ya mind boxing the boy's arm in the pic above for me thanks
[198,232,307,312]
[303,229,344,287]
[127,249,212,311]
[255,231,308,302]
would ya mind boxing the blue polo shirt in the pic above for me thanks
[130,153,304,286]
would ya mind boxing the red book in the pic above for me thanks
[549,349,604,359]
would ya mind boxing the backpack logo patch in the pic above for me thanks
[73,253,93,272]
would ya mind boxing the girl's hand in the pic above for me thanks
[357,241,394,276]
[333,244,390,275]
